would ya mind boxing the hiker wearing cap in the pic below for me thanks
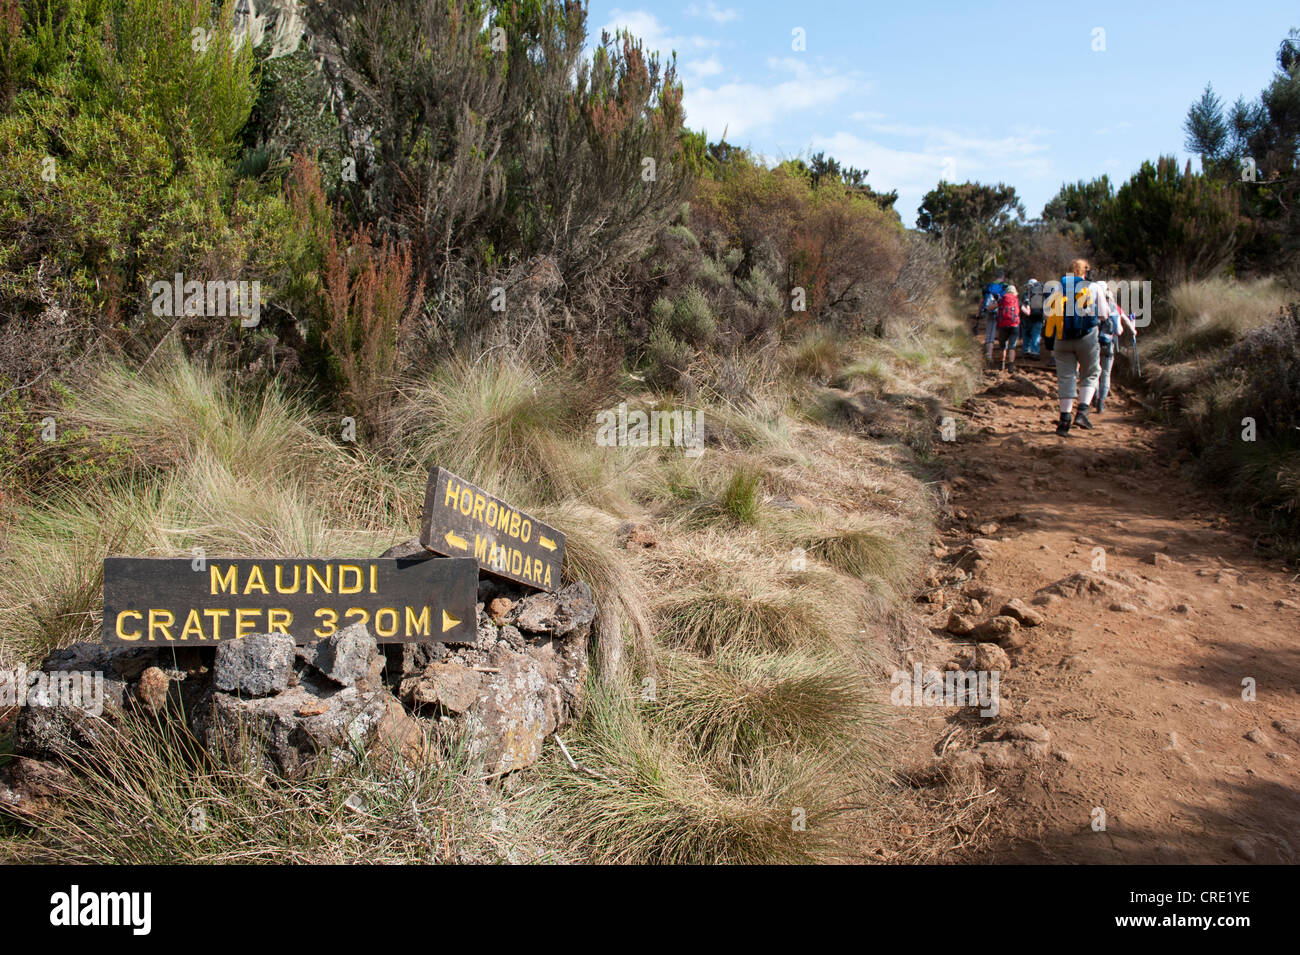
[1019,278,1047,360]
[979,269,1008,360]
[1093,281,1135,414]
[1043,258,1109,436]
[992,283,1021,373]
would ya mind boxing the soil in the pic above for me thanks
[905,351,1300,864]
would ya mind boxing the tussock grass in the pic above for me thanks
[787,331,848,382]
[650,534,857,656]
[720,465,763,524]
[538,500,654,679]
[658,648,884,761]
[779,511,915,593]
[639,455,772,529]
[832,358,892,393]
[1149,277,1289,361]
[7,714,556,865]
[58,358,329,481]
[528,690,842,864]
[395,358,630,511]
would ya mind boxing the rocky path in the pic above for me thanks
[918,355,1300,864]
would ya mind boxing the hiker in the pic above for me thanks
[977,269,1008,348]
[992,283,1021,373]
[1092,281,1135,414]
[1019,278,1047,360]
[1043,257,1109,436]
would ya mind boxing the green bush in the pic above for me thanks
[670,285,716,344]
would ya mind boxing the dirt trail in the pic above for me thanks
[923,354,1300,864]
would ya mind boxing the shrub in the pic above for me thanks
[644,321,693,391]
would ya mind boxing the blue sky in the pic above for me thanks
[587,0,1297,225]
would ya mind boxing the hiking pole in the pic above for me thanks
[1131,333,1140,378]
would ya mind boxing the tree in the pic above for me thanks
[1102,156,1250,287]
[1184,84,1229,168]
[916,181,1024,290]
[1186,28,1300,278]
[1042,175,1114,247]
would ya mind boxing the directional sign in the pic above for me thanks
[419,467,565,592]
[101,556,478,646]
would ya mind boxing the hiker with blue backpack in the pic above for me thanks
[1019,278,1047,360]
[1091,281,1135,414]
[978,270,1009,365]
[1043,258,1110,436]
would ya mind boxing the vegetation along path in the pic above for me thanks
[919,354,1300,864]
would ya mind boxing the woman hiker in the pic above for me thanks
[1043,258,1109,437]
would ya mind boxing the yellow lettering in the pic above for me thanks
[405,605,431,637]
[344,607,369,628]
[472,493,486,522]
[543,564,552,588]
[374,607,398,638]
[509,512,521,538]
[116,610,143,641]
[314,607,338,638]
[211,564,237,595]
[338,564,363,594]
[235,607,260,639]
[275,564,300,594]
[267,608,293,635]
[369,565,377,594]
[443,477,460,509]
[521,518,532,542]
[148,609,175,642]
[474,534,487,562]
[511,550,522,575]
[180,609,204,641]
[459,488,473,516]
[306,564,332,594]
[485,501,498,526]
[203,609,230,640]
[243,564,269,595]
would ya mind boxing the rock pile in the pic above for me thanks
[2,557,597,809]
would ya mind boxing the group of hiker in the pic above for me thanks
[977,259,1137,437]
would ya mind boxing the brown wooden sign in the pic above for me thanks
[102,556,478,646]
[419,467,565,592]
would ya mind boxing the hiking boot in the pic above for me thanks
[1095,397,1105,414]
[1055,412,1071,437]
[1074,406,1094,430]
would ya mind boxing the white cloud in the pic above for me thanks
[685,56,725,79]
[809,124,1056,222]
[686,2,741,24]
[685,70,856,138]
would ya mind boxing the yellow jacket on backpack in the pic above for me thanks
[1043,281,1096,340]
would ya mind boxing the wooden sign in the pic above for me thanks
[101,556,478,646]
[419,467,565,592]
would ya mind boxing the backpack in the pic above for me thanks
[997,291,1020,327]
[981,282,1006,313]
[1024,282,1046,320]
[1098,311,1116,345]
[1045,275,1099,340]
